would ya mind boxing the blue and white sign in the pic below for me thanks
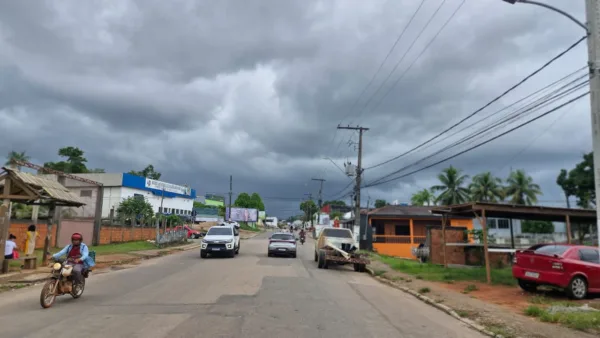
[145,178,191,195]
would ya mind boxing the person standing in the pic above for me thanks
[24,224,38,256]
[4,234,17,259]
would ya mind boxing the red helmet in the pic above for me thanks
[71,233,83,241]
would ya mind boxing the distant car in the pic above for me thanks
[200,226,240,258]
[175,225,202,239]
[268,232,297,258]
[512,244,600,300]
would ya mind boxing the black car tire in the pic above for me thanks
[314,251,318,262]
[200,251,208,258]
[566,275,588,300]
[517,279,537,293]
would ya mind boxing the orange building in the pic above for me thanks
[369,205,473,259]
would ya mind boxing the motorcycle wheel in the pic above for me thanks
[40,280,58,309]
[71,279,85,299]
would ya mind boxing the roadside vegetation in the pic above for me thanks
[525,301,600,333]
[370,253,515,286]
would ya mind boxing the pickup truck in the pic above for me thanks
[314,227,369,272]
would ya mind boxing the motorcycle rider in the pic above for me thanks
[299,228,306,241]
[51,233,94,286]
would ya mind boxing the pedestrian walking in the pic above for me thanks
[25,224,39,256]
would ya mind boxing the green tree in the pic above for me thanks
[330,211,343,219]
[300,200,318,221]
[250,193,265,211]
[410,189,435,206]
[521,220,554,234]
[469,172,504,202]
[374,199,388,208]
[234,193,252,208]
[431,166,470,206]
[5,150,30,169]
[44,146,89,173]
[323,200,346,206]
[505,169,542,205]
[116,196,155,226]
[129,164,161,180]
[556,169,575,209]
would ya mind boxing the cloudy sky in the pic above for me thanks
[0,0,591,218]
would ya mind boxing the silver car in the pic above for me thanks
[267,232,297,258]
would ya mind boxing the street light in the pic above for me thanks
[503,0,599,250]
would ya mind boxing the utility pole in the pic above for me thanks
[337,125,369,234]
[312,178,325,224]
[228,175,233,220]
[503,0,599,249]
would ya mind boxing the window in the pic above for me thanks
[321,228,352,238]
[207,227,233,236]
[486,219,496,229]
[534,245,570,256]
[394,225,410,236]
[497,219,510,229]
[80,190,92,197]
[579,249,600,264]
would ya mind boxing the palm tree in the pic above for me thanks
[505,169,542,205]
[410,189,436,206]
[469,172,504,202]
[5,150,30,169]
[431,166,470,206]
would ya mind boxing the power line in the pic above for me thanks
[364,35,588,170]
[363,92,589,188]
[367,79,589,186]
[315,1,426,183]
[354,0,466,124]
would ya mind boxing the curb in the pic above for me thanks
[365,267,504,338]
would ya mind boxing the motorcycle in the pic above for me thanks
[300,236,305,245]
[40,258,88,308]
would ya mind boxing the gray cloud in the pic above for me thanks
[0,0,591,218]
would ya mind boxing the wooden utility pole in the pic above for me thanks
[337,125,369,234]
[311,178,325,224]
[228,175,233,220]
[0,178,12,270]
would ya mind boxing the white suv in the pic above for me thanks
[200,225,240,258]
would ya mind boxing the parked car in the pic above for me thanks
[314,227,369,272]
[512,244,600,300]
[267,232,297,258]
[200,226,240,258]
[174,225,203,239]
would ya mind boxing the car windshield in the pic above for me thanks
[322,228,353,238]
[271,234,294,241]
[207,227,232,236]
[534,245,570,256]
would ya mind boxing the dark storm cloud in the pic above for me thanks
[0,0,591,217]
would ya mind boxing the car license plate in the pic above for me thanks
[212,248,220,251]
[525,271,539,279]
[278,248,286,251]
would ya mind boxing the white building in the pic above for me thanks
[42,173,196,218]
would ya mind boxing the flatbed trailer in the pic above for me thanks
[315,246,370,272]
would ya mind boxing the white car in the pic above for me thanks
[200,225,240,258]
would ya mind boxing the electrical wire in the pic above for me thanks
[366,78,589,186]
[318,1,427,177]
[363,91,589,188]
[364,35,588,170]
[332,0,451,160]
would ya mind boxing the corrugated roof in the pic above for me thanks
[0,167,86,206]
[368,205,440,217]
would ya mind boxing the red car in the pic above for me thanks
[175,225,203,239]
[512,244,600,299]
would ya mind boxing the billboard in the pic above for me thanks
[258,211,266,220]
[226,207,258,222]
[145,178,191,195]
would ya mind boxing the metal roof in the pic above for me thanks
[0,167,86,207]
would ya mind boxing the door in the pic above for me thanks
[233,227,240,247]
[578,248,600,289]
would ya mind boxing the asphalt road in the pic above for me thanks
[0,232,485,338]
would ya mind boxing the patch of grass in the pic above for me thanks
[240,224,260,232]
[525,305,600,332]
[462,284,478,294]
[376,255,516,286]
[418,287,431,294]
[455,309,475,318]
[391,276,404,281]
[90,241,157,255]
[485,323,516,338]
[374,269,386,277]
